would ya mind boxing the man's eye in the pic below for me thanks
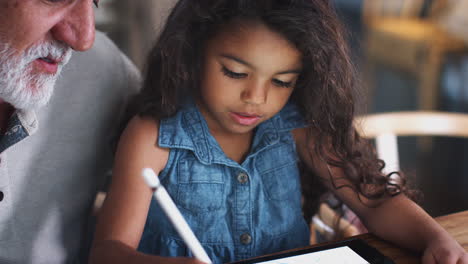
[221,66,247,79]
[45,0,98,7]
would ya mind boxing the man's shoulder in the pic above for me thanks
[93,31,121,51]
[59,31,141,95]
[69,31,126,66]
[85,31,133,67]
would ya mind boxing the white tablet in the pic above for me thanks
[231,238,395,264]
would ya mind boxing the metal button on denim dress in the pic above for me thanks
[138,102,310,263]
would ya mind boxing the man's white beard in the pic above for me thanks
[0,41,72,110]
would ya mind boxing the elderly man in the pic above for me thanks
[0,1,140,263]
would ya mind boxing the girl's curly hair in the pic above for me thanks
[132,0,417,230]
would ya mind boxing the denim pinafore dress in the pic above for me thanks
[138,102,310,263]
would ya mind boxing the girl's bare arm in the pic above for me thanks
[89,116,204,264]
[293,128,468,264]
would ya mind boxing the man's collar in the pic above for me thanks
[0,109,37,153]
[16,109,38,136]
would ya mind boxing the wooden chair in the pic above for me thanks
[355,111,468,172]
[363,0,468,110]
[310,203,360,244]
[311,111,468,243]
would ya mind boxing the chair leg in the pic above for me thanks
[363,51,379,112]
[418,46,443,111]
[417,46,444,154]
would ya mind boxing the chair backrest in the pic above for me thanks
[354,111,468,173]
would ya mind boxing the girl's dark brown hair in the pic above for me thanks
[133,0,416,231]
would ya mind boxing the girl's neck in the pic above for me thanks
[210,129,254,164]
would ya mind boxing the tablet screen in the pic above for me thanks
[254,246,369,264]
[231,238,394,264]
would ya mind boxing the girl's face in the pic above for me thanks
[198,20,302,137]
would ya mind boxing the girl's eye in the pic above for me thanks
[272,79,293,88]
[221,66,247,79]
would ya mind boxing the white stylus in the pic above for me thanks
[141,168,212,264]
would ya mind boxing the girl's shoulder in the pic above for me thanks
[117,115,169,173]
[123,115,160,144]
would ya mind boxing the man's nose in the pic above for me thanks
[241,81,268,105]
[51,1,95,51]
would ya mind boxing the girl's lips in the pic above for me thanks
[230,112,262,126]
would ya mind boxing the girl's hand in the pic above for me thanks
[422,236,468,264]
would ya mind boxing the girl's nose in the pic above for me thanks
[241,81,268,105]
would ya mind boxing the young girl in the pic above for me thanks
[90,1,468,263]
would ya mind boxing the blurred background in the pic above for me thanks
[95,0,468,217]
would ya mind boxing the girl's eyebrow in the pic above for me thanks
[220,54,253,68]
[219,53,302,75]
[276,69,302,75]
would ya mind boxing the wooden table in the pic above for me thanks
[360,210,468,264]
